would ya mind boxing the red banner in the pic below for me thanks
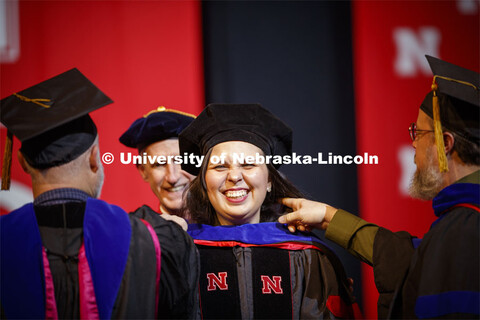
[352,1,479,318]
[0,1,204,214]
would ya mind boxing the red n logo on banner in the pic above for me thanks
[260,275,283,294]
[206,272,228,291]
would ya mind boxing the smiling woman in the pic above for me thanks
[188,141,304,226]
[205,141,270,225]
[180,103,361,319]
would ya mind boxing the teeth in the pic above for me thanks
[225,190,247,198]
[167,185,184,192]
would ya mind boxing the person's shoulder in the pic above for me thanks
[129,205,178,227]
[448,204,480,216]
[129,204,158,220]
[437,205,479,226]
[433,205,479,235]
[1,202,34,218]
[420,206,479,256]
[130,205,194,244]
[86,197,129,215]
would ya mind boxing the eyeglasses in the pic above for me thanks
[409,122,434,142]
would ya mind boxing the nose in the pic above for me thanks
[412,138,417,149]
[227,167,243,184]
[165,164,180,184]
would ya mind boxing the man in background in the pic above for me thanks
[120,107,196,228]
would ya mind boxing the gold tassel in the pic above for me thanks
[13,93,52,108]
[431,82,448,172]
[1,131,13,190]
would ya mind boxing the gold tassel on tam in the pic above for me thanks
[431,81,449,173]
[1,130,13,190]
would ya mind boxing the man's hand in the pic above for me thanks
[278,198,337,233]
[161,212,188,231]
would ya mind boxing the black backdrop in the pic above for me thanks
[202,0,362,303]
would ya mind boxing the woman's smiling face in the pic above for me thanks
[204,141,271,225]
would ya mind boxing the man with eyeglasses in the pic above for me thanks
[278,55,479,319]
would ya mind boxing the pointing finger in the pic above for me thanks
[278,211,302,224]
[280,197,302,209]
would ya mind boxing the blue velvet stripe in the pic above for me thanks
[0,199,131,320]
[0,203,45,319]
[84,198,132,320]
[432,183,480,217]
[188,222,330,247]
[415,291,480,318]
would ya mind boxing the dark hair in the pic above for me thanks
[186,149,304,225]
[450,131,480,165]
[426,117,480,165]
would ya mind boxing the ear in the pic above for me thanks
[17,151,31,174]
[137,164,148,181]
[89,144,100,173]
[443,132,455,155]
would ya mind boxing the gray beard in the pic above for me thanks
[408,157,443,200]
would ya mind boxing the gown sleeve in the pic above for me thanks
[131,205,200,319]
[373,227,416,319]
[325,209,379,265]
[325,209,417,318]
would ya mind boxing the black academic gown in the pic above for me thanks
[1,199,198,319]
[131,205,200,319]
[373,183,480,319]
[188,223,361,320]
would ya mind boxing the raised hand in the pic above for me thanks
[279,198,337,232]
